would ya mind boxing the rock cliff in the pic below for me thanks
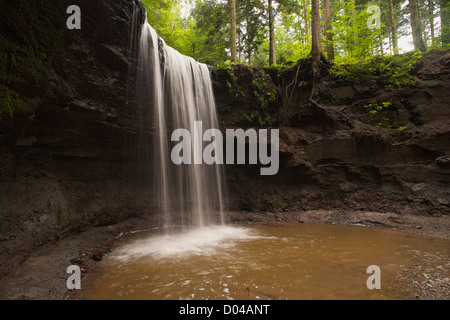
[212,52,450,217]
[0,0,149,277]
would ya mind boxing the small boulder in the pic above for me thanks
[436,155,450,168]
[92,250,103,262]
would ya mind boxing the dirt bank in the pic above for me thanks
[0,210,447,300]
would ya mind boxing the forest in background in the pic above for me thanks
[142,0,450,67]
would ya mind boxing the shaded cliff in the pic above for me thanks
[0,0,150,278]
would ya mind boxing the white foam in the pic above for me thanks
[112,225,262,261]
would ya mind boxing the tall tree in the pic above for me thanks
[142,0,193,56]
[230,0,237,64]
[191,0,229,66]
[409,0,427,51]
[323,0,334,60]
[442,0,450,45]
[389,0,399,54]
[302,0,309,35]
[269,0,276,65]
[310,0,322,74]
[428,0,435,44]
[238,0,266,65]
[351,0,357,49]
[342,0,358,55]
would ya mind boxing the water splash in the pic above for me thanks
[112,225,261,260]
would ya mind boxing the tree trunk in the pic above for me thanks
[351,0,357,49]
[389,0,399,54]
[429,0,435,44]
[379,33,384,55]
[409,0,427,51]
[302,0,309,35]
[230,0,237,65]
[389,31,393,54]
[238,30,241,64]
[323,0,334,60]
[269,0,276,65]
[441,0,450,45]
[311,0,322,74]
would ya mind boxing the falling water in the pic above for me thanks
[135,20,226,230]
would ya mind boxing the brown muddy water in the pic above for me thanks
[83,223,449,300]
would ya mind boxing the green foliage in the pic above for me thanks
[332,1,376,59]
[190,0,230,66]
[251,73,276,126]
[189,0,268,66]
[274,22,311,64]
[364,101,392,113]
[252,41,270,67]
[268,1,311,65]
[364,102,392,127]
[362,101,410,129]
[226,70,239,97]
[236,0,267,63]
[332,51,422,88]
[252,74,276,109]
[229,111,270,127]
[141,0,450,69]
[440,0,450,45]
[141,0,197,57]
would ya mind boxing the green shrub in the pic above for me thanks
[331,52,422,88]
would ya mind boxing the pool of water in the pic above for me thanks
[84,223,449,300]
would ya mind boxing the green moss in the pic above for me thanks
[0,85,21,119]
[230,111,258,126]
[228,110,271,127]
[362,101,414,130]
[217,103,231,113]
[364,101,392,128]
[0,0,65,120]
[364,102,392,113]
[272,196,283,212]
[266,63,296,74]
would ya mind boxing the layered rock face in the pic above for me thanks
[0,0,448,280]
[0,0,150,277]
[212,52,450,217]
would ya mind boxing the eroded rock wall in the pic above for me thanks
[0,0,151,277]
[212,52,450,217]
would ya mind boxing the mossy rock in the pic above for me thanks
[0,0,66,120]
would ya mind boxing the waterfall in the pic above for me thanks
[135,21,226,230]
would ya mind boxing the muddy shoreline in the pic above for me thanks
[0,210,448,300]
